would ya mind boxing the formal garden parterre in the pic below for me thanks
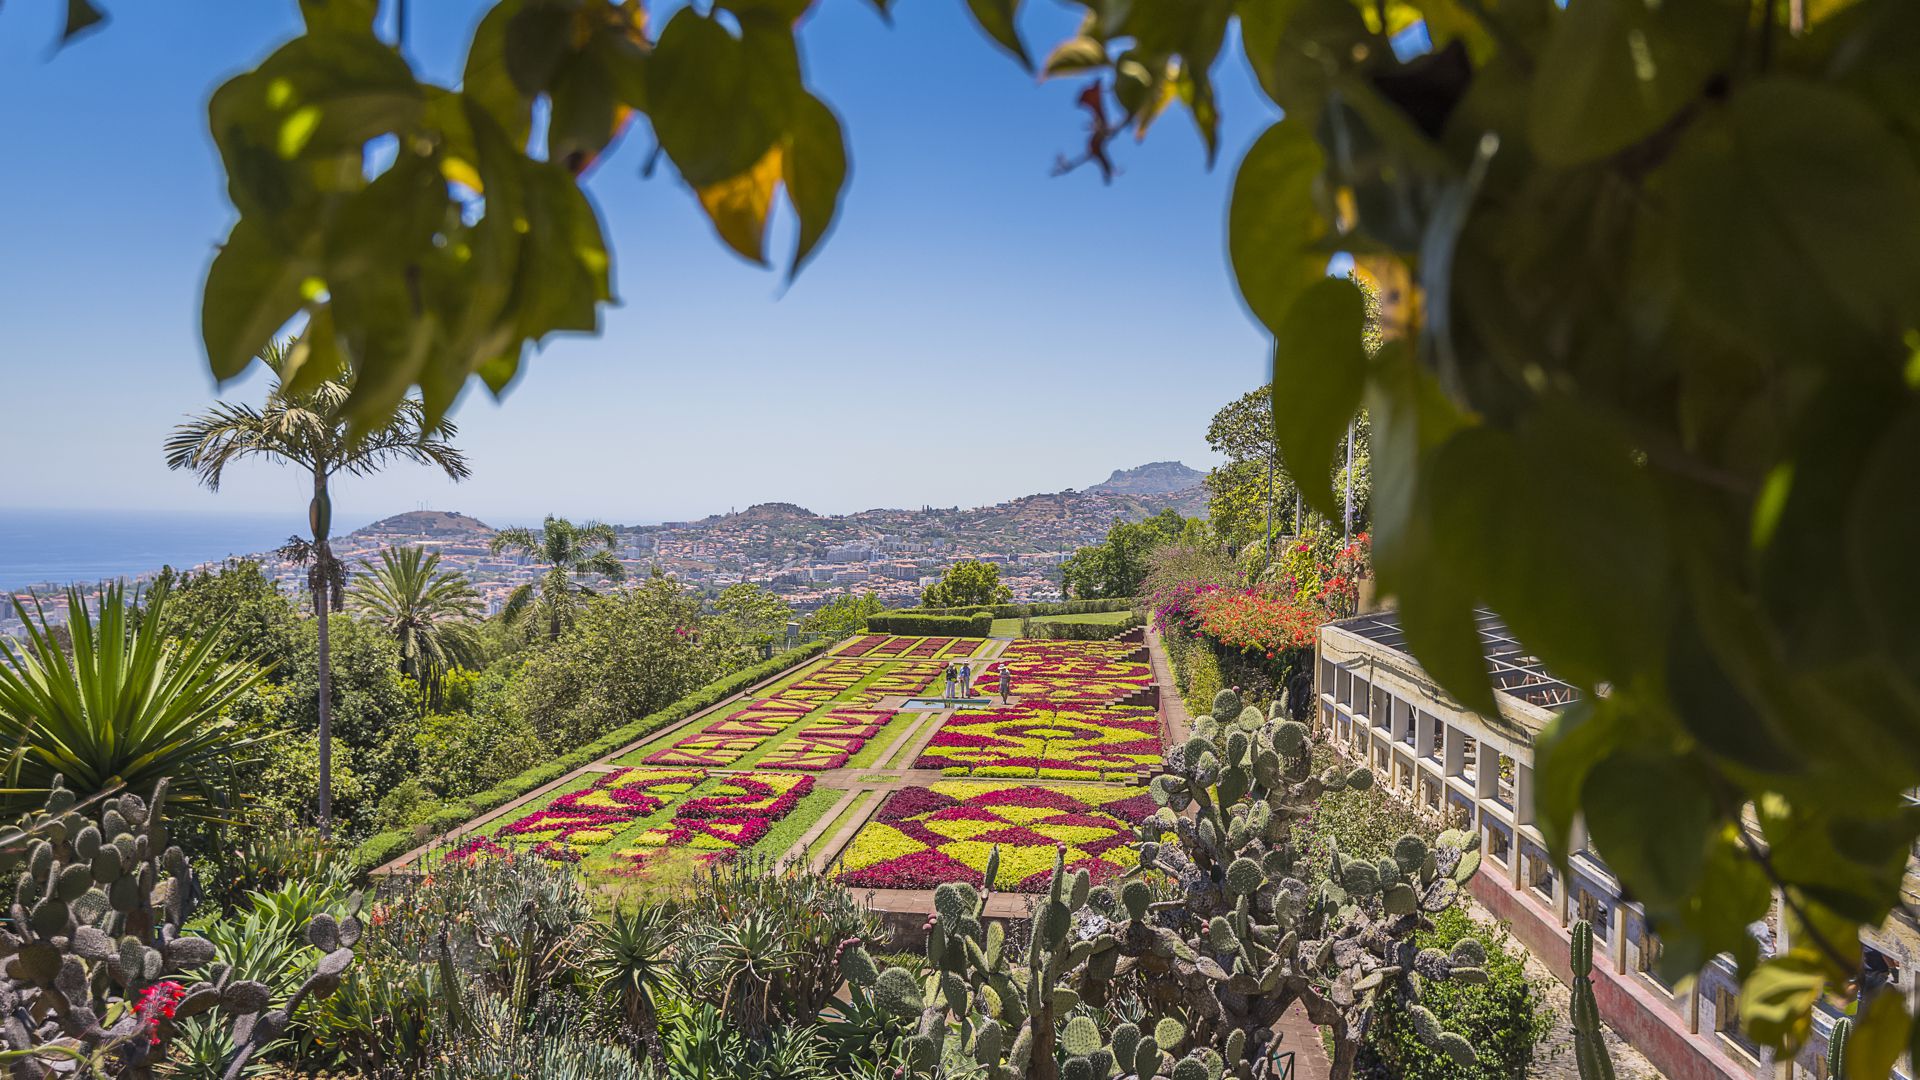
[415,633,1172,896]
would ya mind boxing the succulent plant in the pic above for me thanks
[1569,919,1615,1080]
[840,690,1482,1079]
[0,777,357,1079]
[1826,1015,1851,1080]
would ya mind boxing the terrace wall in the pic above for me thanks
[1315,618,1907,1080]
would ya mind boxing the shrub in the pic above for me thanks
[1359,907,1552,1080]
[861,611,992,636]
[351,639,834,872]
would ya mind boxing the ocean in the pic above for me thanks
[0,508,369,594]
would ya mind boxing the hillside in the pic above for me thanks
[352,510,494,539]
[1088,460,1204,495]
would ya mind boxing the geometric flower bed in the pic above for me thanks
[608,772,815,873]
[836,781,1156,892]
[638,647,971,770]
[838,634,985,660]
[449,766,707,863]
[913,704,1161,779]
[971,640,1152,705]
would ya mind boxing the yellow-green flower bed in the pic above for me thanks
[835,781,1155,892]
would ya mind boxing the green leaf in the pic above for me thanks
[719,0,817,23]
[1661,79,1920,356]
[322,149,447,278]
[1532,701,1625,864]
[510,158,612,340]
[645,10,794,187]
[696,146,783,264]
[1268,276,1367,517]
[783,93,849,278]
[463,1,533,151]
[62,0,105,44]
[546,37,628,174]
[1579,750,1713,909]
[1237,0,1369,125]
[201,218,311,381]
[1044,36,1108,77]
[1848,405,1920,673]
[298,0,379,33]
[1737,952,1826,1048]
[964,0,1032,70]
[1229,119,1334,337]
[504,2,574,96]
[1848,986,1912,1078]
[1528,0,1739,166]
[1480,405,1668,690]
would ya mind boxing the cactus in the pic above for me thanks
[842,689,1483,1080]
[1827,1015,1851,1080]
[1569,920,1615,1080]
[0,777,356,1079]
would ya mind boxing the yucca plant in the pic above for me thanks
[0,581,266,814]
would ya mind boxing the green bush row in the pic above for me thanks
[350,638,836,873]
[863,611,994,636]
[896,598,1137,619]
[1021,614,1145,641]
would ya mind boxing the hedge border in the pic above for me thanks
[351,638,836,872]
[896,598,1137,619]
[863,612,994,636]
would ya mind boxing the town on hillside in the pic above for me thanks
[0,463,1207,632]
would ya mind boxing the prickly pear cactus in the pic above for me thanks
[842,697,1484,1080]
[0,777,358,1079]
[1569,919,1615,1080]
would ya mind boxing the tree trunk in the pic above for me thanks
[312,469,334,838]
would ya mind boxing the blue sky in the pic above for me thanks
[0,0,1272,526]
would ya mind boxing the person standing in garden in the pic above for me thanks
[999,664,1012,704]
[960,661,973,696]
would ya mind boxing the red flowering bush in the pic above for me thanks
[1189,587,1330,653]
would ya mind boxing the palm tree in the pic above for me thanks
[0,582,266,815]
[348,545,482,703]
[164,344,469,835]
[489,515,626,640]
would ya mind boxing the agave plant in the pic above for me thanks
[585,904,679,1073]
[0,581,266,814]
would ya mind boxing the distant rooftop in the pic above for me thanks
[1331,608,1581,712]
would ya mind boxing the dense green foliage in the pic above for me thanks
[1360,908,1552,1080]
[1059,508,1199,599]
[802,591,885,639]
[0,582,265,815]
[919,559,1013,609]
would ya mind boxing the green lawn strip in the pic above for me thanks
[720,663,906,769]
[879,714,940,769]
[989,618,1021,637]
[808,790,877,866]
[844,710,926,769]
[746,789,841,862]
[1032,610,1135,625]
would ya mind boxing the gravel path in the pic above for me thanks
[1456,898,1668,1080]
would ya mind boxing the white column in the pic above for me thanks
[1443,724,1464,777]
[1516,764,1535,826]
[1612,900,1628,974]
[1414,710,1436,758]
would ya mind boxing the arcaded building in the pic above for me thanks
[1315,609,1917,1080]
